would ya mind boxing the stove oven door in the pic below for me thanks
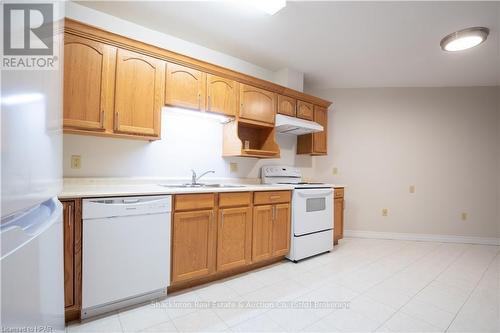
[292,188,333,236]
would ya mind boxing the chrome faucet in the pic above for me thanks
[191,169,215,185]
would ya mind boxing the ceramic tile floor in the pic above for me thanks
[67,238,500,332]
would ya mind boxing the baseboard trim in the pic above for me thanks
[344,230,500,246]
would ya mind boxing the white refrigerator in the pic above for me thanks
[1,2,65,332]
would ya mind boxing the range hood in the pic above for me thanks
[274,114,323,135]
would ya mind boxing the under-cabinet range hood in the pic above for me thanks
[274,114,323,135]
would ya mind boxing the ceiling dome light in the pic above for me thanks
[440,27,489,52]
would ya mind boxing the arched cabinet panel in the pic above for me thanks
[114,49,165,137]
[63,34,116,130]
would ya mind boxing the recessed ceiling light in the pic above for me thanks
[248,0,286,15]
[440,27,489,52]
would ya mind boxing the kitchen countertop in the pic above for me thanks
[59,178,293,199]
[60,178,346,199]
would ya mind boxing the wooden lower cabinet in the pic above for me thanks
[272,204,291,256]
[252,205,274,262]
[171,191,291,289]
[217,206,252,271]
[252,202,291,262]
[61,198,82,322]
[333,188,345,245]
[171,209,216,283]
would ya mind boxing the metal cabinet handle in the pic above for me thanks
[207,95,211,111]
[270,195,281,200]
[272,206,276,221]
[221,213,224,227]
[198,93,201,109]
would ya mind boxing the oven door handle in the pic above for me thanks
[297,190,333,198]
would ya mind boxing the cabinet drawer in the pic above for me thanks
[174,193,215,211]
[254,191,291,205]
[219,192,251,208]
[334,188,344,198]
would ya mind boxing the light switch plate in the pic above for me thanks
[71,155,81,169]
[382,208,388,217]
[409,185,415,193]
[230,162,238,172]
[461,212,467,221]
[332,167,338,175]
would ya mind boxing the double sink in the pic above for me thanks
[158,183,246,189]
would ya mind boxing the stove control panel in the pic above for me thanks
[261,165,301,180]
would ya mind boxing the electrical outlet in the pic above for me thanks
[230,162,238,172]
[409,185,415,194]
[71,155,81,169]
[461,212,468,221]
[382,208,388,217]
[332,167,338,175]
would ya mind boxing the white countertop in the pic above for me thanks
[60,178,345,199]
[59,178,295,199]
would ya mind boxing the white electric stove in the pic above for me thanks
[261,166,334,262]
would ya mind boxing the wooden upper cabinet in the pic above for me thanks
[165,63,205,111]
[272,203,291,256]
[239,84,276,125]
[63,34,116,131]
[252,205,273,262]
[114,49,165,137]
[313,106,328,154]
[277,95,296,117]
[172,209,216,283]
[297,105,328,155]
[297,100,314,120]
[217,206,252,271]
[206,74,237,116]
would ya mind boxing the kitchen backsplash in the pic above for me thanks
[63,109,315,180]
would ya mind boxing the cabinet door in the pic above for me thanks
[217,207,252,271]
[63,34,115,131]
[207,74,237,116]
[63,201,75,308]
[62,199,82,322]
[166,63,205,111]
[313,106,328,154]
[252,205,273,262]
[277,95,296,117]
[334,198,344,245]
[297,101,314,120]
[114,49,165,137]
[172,210,216,283]
[272,204,291,256]
[239,84,276,124]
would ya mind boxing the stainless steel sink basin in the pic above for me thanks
[203,184,246,188]
[158,183,246,188]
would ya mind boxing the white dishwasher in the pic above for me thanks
[82,195,171,319]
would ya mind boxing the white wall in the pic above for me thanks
[64,108,314,179]
[65,2,277,83]
[63,3,313,180]
[307,86,500,239]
